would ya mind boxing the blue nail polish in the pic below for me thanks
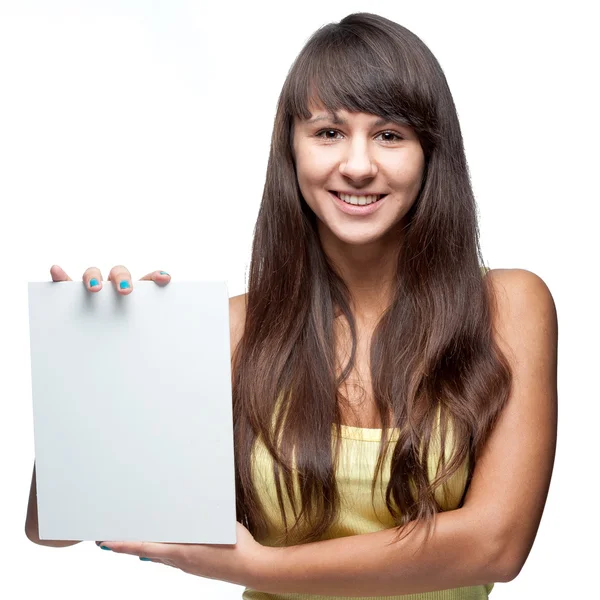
[90,278,99,287]
[120,281,130,289]
[100,546,112,551]
[140,557,152,561]
[160,271,169,275]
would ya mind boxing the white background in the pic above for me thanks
[2,0,597,598]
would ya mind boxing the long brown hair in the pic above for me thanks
[232,12,512,549]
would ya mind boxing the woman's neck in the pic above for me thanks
[319,224,399,323]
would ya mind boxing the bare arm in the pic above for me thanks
[254,506,501,596]
[25,462,82,548]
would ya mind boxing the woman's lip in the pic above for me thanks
[329,191,386,198]
[328,190,387,215]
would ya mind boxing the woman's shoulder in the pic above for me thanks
[484,268,556,342]
[229,292,248,359]
[484,268,552,296]
[480,267,553,315]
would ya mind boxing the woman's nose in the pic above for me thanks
[338,141,378,181]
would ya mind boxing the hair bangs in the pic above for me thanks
[286,25,436,142]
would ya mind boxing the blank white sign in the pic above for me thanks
[27,280,237,544]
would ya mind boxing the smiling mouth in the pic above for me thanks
[329,191,388,206]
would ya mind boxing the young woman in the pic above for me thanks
[27,12,557,600]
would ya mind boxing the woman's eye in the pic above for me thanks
[314,129,403,143]
[376,131,404,143]
[315,129,342,140]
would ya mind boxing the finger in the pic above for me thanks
[50,265,73,282]
[102,540,184,565]
[95,541,168,565]
[139,270,171,285]
[140,557,168,564]
[107,265,133,295]
[82,266,104,293]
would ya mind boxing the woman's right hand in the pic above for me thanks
[50,264,171,292]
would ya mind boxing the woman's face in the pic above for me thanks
[292,104,425,248]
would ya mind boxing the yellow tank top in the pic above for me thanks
[242,266,494,599]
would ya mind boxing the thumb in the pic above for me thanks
[50,265,72,282]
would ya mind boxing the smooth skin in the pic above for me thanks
[292,104,425,321]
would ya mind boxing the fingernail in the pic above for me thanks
[100,546,112,551]
[159,271,169,276]
[119,281,130,289]
[140,557,152,561]
[90,278,99,287]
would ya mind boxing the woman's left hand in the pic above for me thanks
[96,522,270,587]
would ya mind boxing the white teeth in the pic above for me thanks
[337,192,382,206]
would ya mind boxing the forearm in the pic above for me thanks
[253,508,502,597]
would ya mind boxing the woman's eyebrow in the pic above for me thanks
[305,113,403,127]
